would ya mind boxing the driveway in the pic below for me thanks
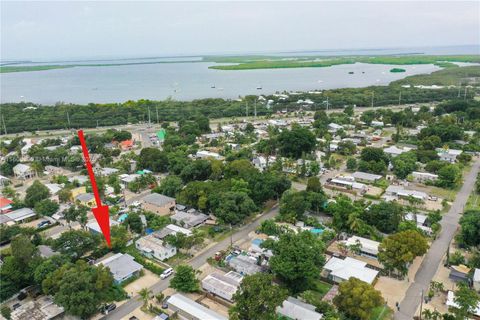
[394,158,480,320]
[102,204,280,320]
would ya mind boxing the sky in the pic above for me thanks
[1,1,479,61]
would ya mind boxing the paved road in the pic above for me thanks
[394,158,480,320]
[102,204,280,320]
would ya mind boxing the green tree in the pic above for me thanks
[110,225,129,252]
[24,180,50,208]
[378,230,428,276]
[42,261,120,318]
[154,175,183,197]
[363,201,405,234]
[52,230,97,259]
[265,231,325,293]
[34,254,70,286]
[277,125,316,159]
[346,157,357,171]
[34,199,59,216]
[138,287,152,307]
[306,176,323,193]
[0,306,11,320]
[278,190,310,222]
[214,191,256,225]
[138,148,168,172]
[170,265,199,293]
[229,273,288,320]
[333,277,385,320]
[450,282,480,320]
[125,212,144,234]
[437,164,462,188]
[457,210,480,247]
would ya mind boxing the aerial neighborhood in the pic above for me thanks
[0,95,479,320]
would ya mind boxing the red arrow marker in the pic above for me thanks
[78,130,111,247]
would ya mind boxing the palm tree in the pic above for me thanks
[138,288,152,307]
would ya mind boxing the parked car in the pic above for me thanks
[161,296,170,309]
[12,303,21,310]
[160,268,173,279]
[37,220,51,228]
[102,303,116,314]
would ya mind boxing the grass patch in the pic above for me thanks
[466,191,480,211]
[206,55,480,71]
[311,279,332,297]
[370,305,393,320]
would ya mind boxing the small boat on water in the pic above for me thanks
[256,86,262,90]
[211,85,215,88]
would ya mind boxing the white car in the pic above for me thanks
[131,201,141,207]
[160,268,173,279]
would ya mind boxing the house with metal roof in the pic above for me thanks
[167,293,228,320]
[322,256,379,284]
[343,236,380,259]
[228,254,262,275]
[276,296,323,320]
[352,171,382,183]
[95,253,143,284]
[135,233,177,261]
[3,208,36,224]
[201,271,243,302]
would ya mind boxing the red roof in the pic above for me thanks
[120,140,134,148]
[0,197,13,208]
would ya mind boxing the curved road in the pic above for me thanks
[102,204,279,320]
[394,158,480,320]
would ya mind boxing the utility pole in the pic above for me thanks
[371,91,374,108]
[1,115,7,135]
[457,83,461,98]
[66,111,71,129]
[254,99,257,118]
[229,224,233,248]
[326,96,329,111]
[156,107,159,124]
[464,87,467,100]
[148,107,151,125]
[398,91,402,106]
[246,102,249,117]
[96,120,99,128]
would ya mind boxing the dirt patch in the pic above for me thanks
[124,270,161,297]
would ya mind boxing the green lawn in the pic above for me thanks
[466,191,480,211]
[370,305,393,320]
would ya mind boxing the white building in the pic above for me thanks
[136,234,177,261]
[446,290,480,317]
[437,148,463,163]
[474,268,480,292]
[343,236,380,259]
[195,150,224,160]
[384,146,411,157]
[13,164,35,179]
[322,257,379,285]
[384,185,428,201]
[201,271,243,302]
[328,123,343,133]
[412,171,438,183]
[352,171,382,183]
[276,297,323,320]
[167,294,227,320]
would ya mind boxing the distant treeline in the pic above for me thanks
[0,66,478,134]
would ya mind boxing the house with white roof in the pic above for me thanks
[437,148,463,163]
[446,290,480,317]
[167,293,227,320]
[87,219,119,234]
[328,123,343,133]
[412,171,438,183]
[195,150,224,161]
[4,208,36,225]
[343,236,380,259]
[276,297,323,320]
[474,268,480,292]
[352,171,382,184]
[384,146,411,157]
[0,175,10,187]
[135,233,177,261]
[384,185,428,201]
[322,256,379,285]
[201,271,243,302]
[13,164,35,179]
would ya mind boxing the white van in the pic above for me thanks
[161,268,173,279]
